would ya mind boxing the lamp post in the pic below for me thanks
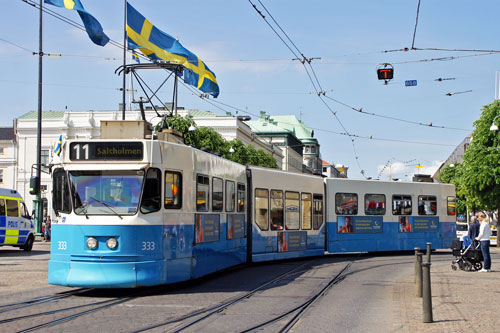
[489,114,500,245]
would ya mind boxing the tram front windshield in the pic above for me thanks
[69,170,144,216]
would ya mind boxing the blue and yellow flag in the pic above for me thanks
[131,50,140,63]
[126,2,219,98]
[54,135,63,156]
[44,0,109,46]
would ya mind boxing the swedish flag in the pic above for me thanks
[44,0,109,46]
[54,135,63,156]
[126,2,219,98]
[131,50,140,63]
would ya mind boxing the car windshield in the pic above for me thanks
[69,170,144,216]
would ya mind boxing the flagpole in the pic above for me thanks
[122,0,127,120]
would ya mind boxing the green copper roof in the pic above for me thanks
[18,111,65,120]
[245,120,291,134]
[245,113,317,144]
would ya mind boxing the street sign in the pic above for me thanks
[405,80,417,87]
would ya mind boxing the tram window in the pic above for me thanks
[0,199,5,216]
[6,199,19,217]
[365,194,386,215]
[141,168,162,214]
[447,197,456,216]
[255,188,269,231]
[196,174,210,212]
[285,191,300,230]
[392,195,412,215]
[226,181,235,212]
[313,194,324,229]
[164,171,182,209]
[418,195,437,216]
[335,193,358,215]
[270,190,284,231]
[212,177,223,212]
[301,193,312,230]
[53,168,71,214]
[237,183,246,212]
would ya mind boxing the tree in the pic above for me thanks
[156,115,277,169]
[460,101,500,224]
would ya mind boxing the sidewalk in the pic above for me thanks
[393,247,500,332]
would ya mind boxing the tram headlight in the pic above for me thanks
[86,237,98,250]
[106,237,118,250]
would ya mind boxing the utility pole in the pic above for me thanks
[33,0,44,234]
[122,0,127,119]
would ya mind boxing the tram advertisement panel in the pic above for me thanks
[195,214,220,244]
[278,231,307,252]
[337,216,383,234]
[227,214,245,239]
[399,216,438,232]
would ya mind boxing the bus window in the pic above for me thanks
[196,174,210,212]
[392,195,412,215]
[255,189,269,230]
[6,199,19,217]
[335,193,358,215]
[313,194,324,229]
[212,177,223,212]
[285,191,300,230]
[237,183,246,212]
[365,194,386,215]
[226,180,235,212]
[301,193,312,230]
[418,195,437,215]
[165,171,182,209]
[447,197,456,216]
[270,190,284,230]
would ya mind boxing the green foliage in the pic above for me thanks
[156,115,277,169]
[458,101,500,212]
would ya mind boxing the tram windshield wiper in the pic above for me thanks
[73,191,89,219]
[89,197,123,219]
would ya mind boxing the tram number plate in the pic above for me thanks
[141,241,155,251]
[57,241,68,250]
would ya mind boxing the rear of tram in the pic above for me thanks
[49,139,165,288]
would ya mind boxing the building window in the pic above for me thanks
[0,169,3,184]
[41,149,50,172]
[0,147,4,155]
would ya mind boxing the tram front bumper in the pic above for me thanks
[48,259,166,288]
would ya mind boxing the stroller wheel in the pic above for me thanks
[464,261,473,271]
[451,264,457,271]
[474,261,483,271]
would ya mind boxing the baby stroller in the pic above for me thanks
[451,237,483,271]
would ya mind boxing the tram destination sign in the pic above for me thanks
[69,142,144,161]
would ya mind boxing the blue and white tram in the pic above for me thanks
[248,166,325,262]
[49,138,248,287]
[325,178,456,253]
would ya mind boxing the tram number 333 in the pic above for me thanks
[58,241,68,250]
[141,241,155,251]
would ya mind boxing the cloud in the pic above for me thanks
[377,160,443,181]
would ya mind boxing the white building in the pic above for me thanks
[0,127,17,189]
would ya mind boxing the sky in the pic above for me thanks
[2,0,500,180]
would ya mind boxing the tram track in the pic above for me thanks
[129,255,360,333]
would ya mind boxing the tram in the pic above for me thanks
[48,121,456,288]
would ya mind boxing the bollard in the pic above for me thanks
[414,247,421,283]
[426,242,432,263]
[416,253,423,297]
[422,262,433,323]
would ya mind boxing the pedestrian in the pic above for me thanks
[476,212,492,272]
[468,216,480,245]
[44,216,52,242]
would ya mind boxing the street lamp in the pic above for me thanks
[489,115,500,131]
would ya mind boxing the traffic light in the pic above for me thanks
[377,68,394,80]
